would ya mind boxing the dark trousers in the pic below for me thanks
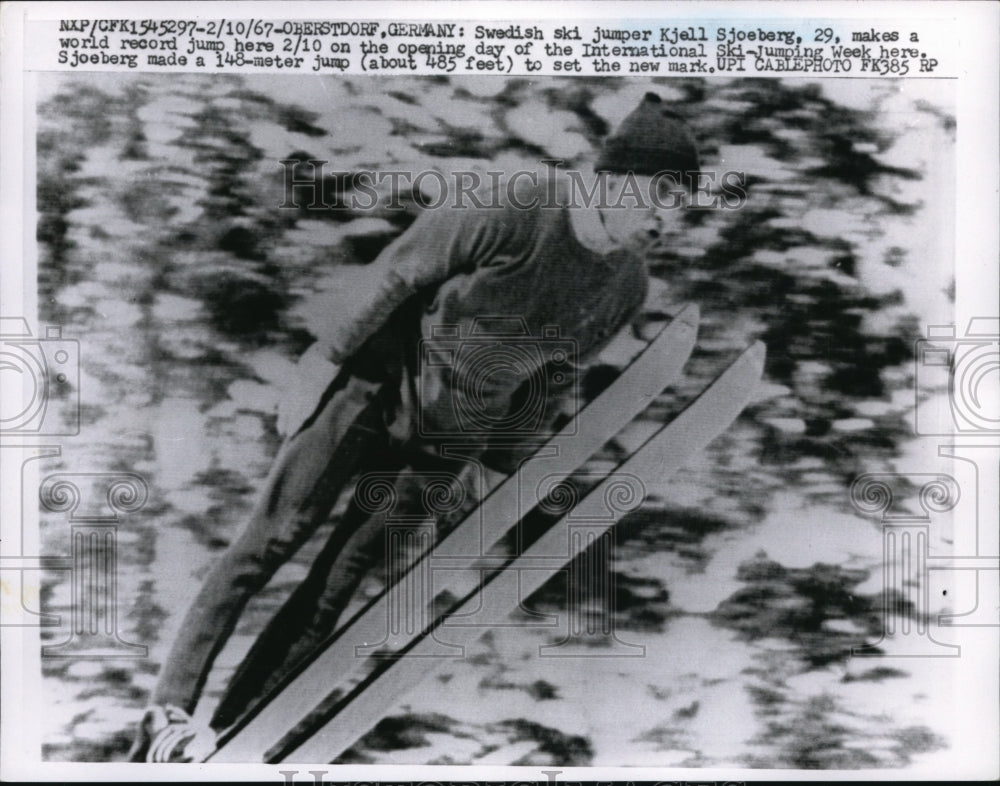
[209,451,484,730]
[151,362,491,729]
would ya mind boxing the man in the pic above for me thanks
[129,91,700,762]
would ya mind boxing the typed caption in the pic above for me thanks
[39,19,954,77]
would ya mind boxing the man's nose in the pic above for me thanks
[642,211,664,238]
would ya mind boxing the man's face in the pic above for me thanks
[599,174,689,255]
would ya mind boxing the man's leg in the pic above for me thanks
[206,449,409,732]
[149,372,397,718]
[209,452,489,729]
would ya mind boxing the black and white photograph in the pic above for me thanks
[0,2,997,780]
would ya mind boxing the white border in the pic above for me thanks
[1,1,997,781]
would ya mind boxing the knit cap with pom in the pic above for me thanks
[595,92,700,182]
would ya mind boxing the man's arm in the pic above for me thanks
[313,207,484,365]
[276,206,487,437]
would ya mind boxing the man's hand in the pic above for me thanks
[129,704,217,763]
[276,343,341,439]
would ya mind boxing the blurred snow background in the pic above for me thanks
[33,74,960,768]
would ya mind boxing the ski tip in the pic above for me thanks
[742,340,767,376]
[710,340,766,396]
[671,302,700,328]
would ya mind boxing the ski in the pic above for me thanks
[207,305,700,762]
[276,340,766,763]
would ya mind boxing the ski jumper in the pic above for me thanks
[152,180,649,726]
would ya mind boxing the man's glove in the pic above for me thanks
[128,704,216,762]
[275,342,341,439]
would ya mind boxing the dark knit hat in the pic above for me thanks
[595,92,700,179]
